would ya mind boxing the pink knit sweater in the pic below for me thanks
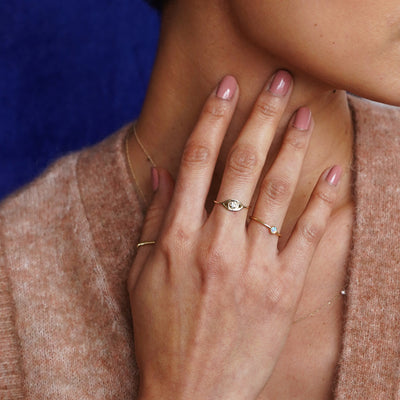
[1,96,400,399]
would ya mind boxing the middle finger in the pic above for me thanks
[211,70,292,226]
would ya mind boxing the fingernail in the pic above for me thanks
[151,167,159,192]
[325,165,342,186]
[216,75,237,100]
[268,70,292,97]
[293,107,312,131]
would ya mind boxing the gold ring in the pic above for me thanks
[213,199,249,212]
[136,241,156,249]
[249,216,281,237]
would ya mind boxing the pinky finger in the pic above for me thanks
[282,165,343,277]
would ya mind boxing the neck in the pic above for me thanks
[127,1,354,237]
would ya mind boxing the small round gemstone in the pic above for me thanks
[228,200,239,209]
[227,200,243,211]
[270,226,278,235]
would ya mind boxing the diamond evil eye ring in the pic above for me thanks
[249,216,281,237]
[213,199,249,212]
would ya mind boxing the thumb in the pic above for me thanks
[129,167,174,287]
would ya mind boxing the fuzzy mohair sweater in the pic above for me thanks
[1,96,400,399]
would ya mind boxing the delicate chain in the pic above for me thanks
[133,122,157,168]
[293,289,346,324]
[125,123,157,205]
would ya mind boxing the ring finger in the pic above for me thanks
[248,106,313,243]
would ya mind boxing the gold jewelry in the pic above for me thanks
[249,216,281,237]
[293,289,346,324]
[213,199,249,212]
[136,241,156,249]
[125,123,157,205]
[133,123,156,168]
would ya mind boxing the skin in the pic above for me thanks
[130,75,345,400]
[228,0,400,104]
[126,0,400,398]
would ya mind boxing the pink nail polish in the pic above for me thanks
[216,75,237,100]
[325,165,342,186]
[293,107,312,131]
[268,70,292,97]
[151,167,159,192]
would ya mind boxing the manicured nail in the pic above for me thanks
[216,75,237,100]
[325,165,342,186]
[151,167,159,192]
[293,107,312,131]
[268,70,292,97]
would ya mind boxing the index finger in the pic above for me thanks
[167,75,239,227]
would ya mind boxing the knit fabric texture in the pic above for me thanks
[335,98,400,398]
[0,97,399,399]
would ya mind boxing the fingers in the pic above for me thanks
[281,165,343,279]
[248,107,313,243]
[129,168,174,288]
[212,71,292,226]
[168,76,239,227]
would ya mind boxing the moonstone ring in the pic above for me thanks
[249,216,281,237]
[213,199,249,212]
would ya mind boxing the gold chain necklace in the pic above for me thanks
[125,122,157,205]
[124,122,346,323]
[133,123,157,167]
[293,289,346,324]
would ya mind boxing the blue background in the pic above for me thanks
[0,1,160,200]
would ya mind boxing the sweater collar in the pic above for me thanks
[75,124,145,321]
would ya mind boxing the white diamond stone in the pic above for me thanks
[270,226,278,234]
[228,200,240,211]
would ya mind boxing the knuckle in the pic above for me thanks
[314,189,335,206]
[159,224,191,255]
[199,237,233,280]
[227,145,259,177]
[255,96,280,121]
[260,177,291,205]
[181,142,211,167]
[298,220,323,245]
[284,131,308,151]
[158,234,173,256]
[202,98,229,120]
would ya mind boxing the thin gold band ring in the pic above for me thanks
[136,241,156,249]
[249,216,281,237]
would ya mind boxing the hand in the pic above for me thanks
[128,71,342,400]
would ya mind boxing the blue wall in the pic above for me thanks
[0,1,160,199]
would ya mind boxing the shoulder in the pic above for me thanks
[0,124,142,398]
[0,141,85,244]
[0,123,142,256]
[0,147,80,400]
